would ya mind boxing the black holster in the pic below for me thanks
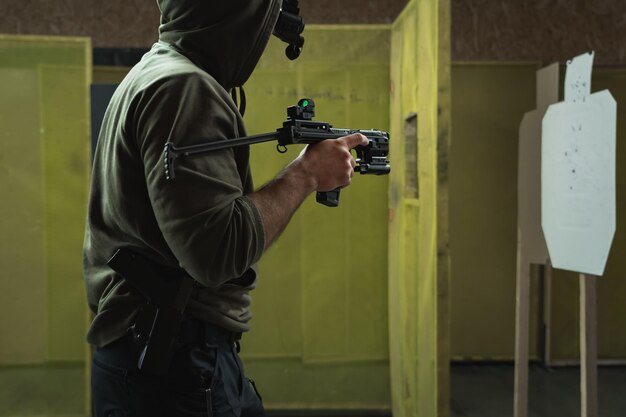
[107,248,194,374]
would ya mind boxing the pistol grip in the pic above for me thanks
[316,189,340,207]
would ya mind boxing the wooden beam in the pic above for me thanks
[437,0,452,416]
[580,273,598,417]
[514,242,531,417]
[542,260,552,365]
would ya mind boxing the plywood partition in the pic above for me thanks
[0,34,91,417]
[0,35,91,364]
[389,0,451,416]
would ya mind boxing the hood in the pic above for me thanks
[157,0,282,90]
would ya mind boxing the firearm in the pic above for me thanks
[107,248,194,374]
[163,98,390,207]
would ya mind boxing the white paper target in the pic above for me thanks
[541,52,616,276]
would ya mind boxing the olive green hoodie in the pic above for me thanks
[84,0,281,347]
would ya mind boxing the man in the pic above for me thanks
[84,0,368,416]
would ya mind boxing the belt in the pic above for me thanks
[95,320,242,373]
[178,319,242,346]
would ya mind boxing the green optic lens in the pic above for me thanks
[302,100,309,107]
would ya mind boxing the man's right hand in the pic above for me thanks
[293,133,370,192]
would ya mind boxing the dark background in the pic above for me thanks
[3,0,626,65]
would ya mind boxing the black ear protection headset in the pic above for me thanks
[272,0,305,60]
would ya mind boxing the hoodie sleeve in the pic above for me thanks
[132,72,265,287]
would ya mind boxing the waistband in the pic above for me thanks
[178,319,242,346]
[94,320,241,373]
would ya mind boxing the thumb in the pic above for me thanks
[340,133,369,149]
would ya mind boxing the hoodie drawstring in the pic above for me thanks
[231,87,247,117]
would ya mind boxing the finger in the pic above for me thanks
[340,133,369,149]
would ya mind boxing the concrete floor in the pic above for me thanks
[1,363,625,416]
[451,363,626,417]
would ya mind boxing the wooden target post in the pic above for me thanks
[580,273,599,417]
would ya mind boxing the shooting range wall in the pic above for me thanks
[0,35,90,415]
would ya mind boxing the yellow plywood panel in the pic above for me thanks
[40,64,91,361]
[0,34,90,417]
[389,3,419,415]
[388,21,408,415]
[0,68,47,364]
[389,1,450,416]
[236,70,304,360]
[299,68,353,362]
[0,36,90,364]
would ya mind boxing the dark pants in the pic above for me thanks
[91,322,264,417]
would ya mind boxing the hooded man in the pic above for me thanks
[85,1,368,416]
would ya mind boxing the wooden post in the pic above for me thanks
[580,273,598,417]
[542,260,552,365]
[514,242,531,417]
